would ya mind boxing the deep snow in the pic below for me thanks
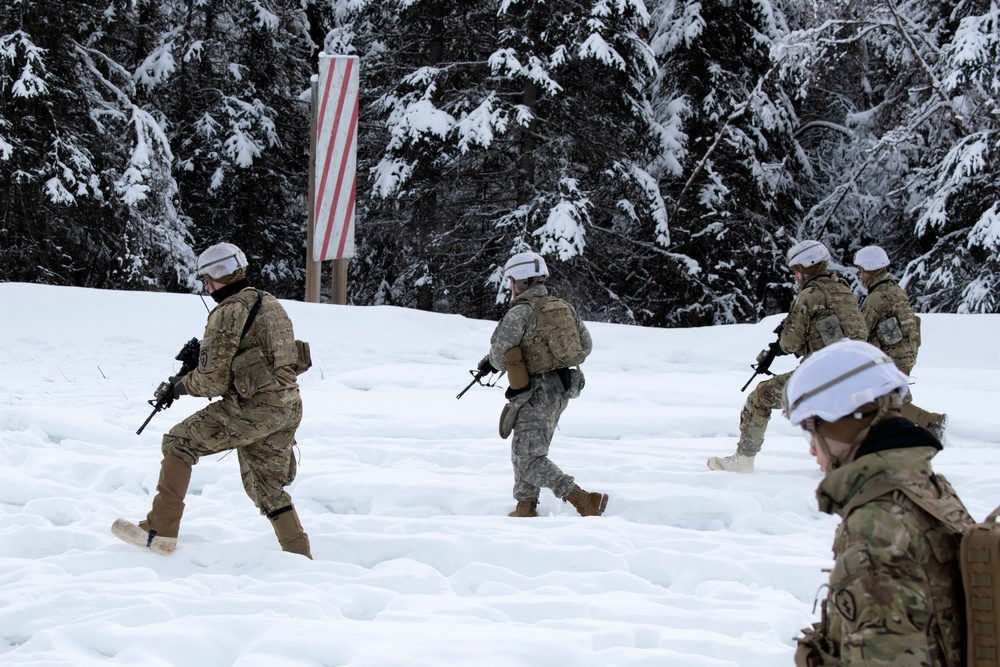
[1,282,998,666]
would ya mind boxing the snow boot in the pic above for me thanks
[901,404,947,441]
[564,485,608,517]
[268,505,312,559]
[927,414,948,443]
[112,454,191,555]
[706,451,755,473]
[507,500,538,517]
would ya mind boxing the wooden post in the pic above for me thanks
[331,258,348,305]
[305,79,322,303]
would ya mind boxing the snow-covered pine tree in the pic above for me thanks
[336,0,663,322]
[777,0,999,314]
[900,0,1000,314]
[647,0,802,326]
[0,0,194,289]
[129,0,314,296]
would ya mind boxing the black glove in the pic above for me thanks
[169,376,188,397]
[768,341,788,357]
[153,376,188,403]
[477,356,498,375]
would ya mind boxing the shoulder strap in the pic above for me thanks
[240,289,263,340]
[840,480,965,536]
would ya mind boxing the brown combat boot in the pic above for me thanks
[564,485,608,517]
[111,454,192,555]
[268,505,313,559]
[507,500,538,517]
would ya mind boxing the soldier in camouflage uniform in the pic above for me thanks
[113,243,312,558]
[708,240,867,473]
[480,251,608,518]
[784,340,971,667]
[854,245,946,439]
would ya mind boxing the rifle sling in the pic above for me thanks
[240,289,263,340]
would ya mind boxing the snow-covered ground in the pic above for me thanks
[1,282,998,666]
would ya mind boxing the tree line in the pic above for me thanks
[2,0,996,326]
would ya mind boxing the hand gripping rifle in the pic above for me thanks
[456,360,506,400]
[741,320,787,392]
[136,337,201,435]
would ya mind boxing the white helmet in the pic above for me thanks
[783,339,909,426]
[854,245,890,271]
[503,251,549,281]
[786,240,831,268]
[196,242,248,280]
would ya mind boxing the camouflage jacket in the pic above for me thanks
[488,283,592,374]
[780,271,866,358]
[184,286,300,404]
[860,270,919,374]
[810,419,972,667]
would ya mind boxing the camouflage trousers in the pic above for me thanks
[737,371,791,456]
[510,371,575,501]
[162,390,303,515]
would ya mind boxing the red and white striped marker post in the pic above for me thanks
[306,54,359,303]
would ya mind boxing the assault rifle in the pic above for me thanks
[136,337,201,435]
[740,320,787,392]
[456,362,506,400]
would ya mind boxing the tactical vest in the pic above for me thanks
[837,476,971,667]
[515,295,587,376]
[230,289,299,398]
[866,275,919,373]
[803,274,867,356]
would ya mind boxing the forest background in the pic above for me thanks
[2,0,997,327]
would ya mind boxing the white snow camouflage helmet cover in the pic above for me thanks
[504,251,549,281]
[854,245,891,271]
[783,339,909,426]
[196,242,248,280]
[786,240,831,268]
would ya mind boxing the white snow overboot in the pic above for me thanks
[706,452,755,473]
[111,518,177,555]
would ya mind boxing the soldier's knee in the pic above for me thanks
[161,437,198,466]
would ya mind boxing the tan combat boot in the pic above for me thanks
[901,403,947,441]
[269,505,313,559]
[508,500,538,517]
[564,485,608,517]
[112,454,192,555]
[706,451,754,473]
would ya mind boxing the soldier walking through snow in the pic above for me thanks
[113,242,313,558]
[854,245,946,439]
[481,251,608,518]
[708,240,867,473]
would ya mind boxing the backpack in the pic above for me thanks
[520,296,587,374]
[963,506,1000,666]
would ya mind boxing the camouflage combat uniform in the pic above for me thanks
[859,270,919,375]
[488,283,592,502]
[737,272,866,456]
[169,285,303,515]
[796,418,971,667]
[858,269,946,434]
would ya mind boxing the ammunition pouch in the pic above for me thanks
[876,316,903,346]
[505,346,529,390]
[232,347,273,399]
[562,368,585,399]
[815,314,845,347]
[293,340,312,375]
[499,388,533,440]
